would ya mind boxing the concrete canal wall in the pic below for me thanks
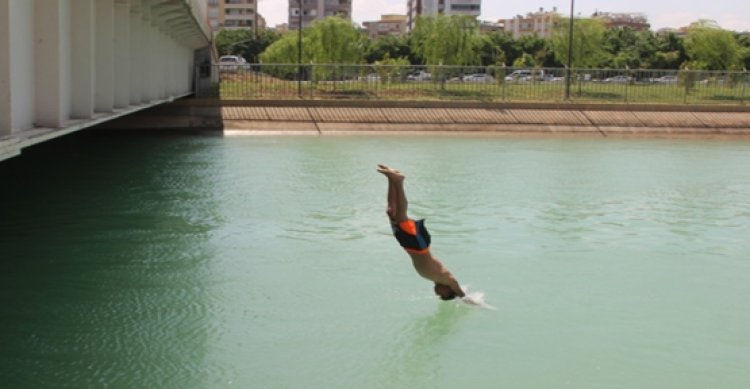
[95,99,750,137]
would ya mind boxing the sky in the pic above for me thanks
[257,0,750,32]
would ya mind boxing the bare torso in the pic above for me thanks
[408,251,464,297]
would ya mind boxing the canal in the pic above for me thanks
[1,131,749,388]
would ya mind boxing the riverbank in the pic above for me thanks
[98,99,750,137]
[5,98,750,162]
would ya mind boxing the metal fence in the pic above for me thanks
[196,63,750,105]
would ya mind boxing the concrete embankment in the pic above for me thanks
[97,99,750,137]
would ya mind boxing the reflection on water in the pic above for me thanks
[379,303,471,387]
[1,133,750,388]
[0,133,222,387]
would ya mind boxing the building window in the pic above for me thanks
[450,4,480,11]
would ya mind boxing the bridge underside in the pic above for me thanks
[0,0,210,161]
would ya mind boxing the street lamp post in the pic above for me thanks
[297,2,303,97]
[564,0,575,100]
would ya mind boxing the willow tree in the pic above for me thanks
[410,15,481,79]
[306,17,363,64]
[259,32,311,79]
[684,28,742,70]
[551,17,606,68]
[302,17,364,82]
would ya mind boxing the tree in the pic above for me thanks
[551,17,606,68]
[601,28,656,69]
[476,32,519,66]
[363,35,414,64]
[260,17,364,80]
[513,53,536,68]
[305,17,364,64]
[410,15,482,66]
[215,29,281,63]
[259,32,310,79]
[372,54,411,83]
[684,28,742,70]
[733,33,750,70]
[260,32,310,64]
[651,31,686,69]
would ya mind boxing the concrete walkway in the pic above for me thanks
[216,105,750,137]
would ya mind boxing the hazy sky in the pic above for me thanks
[258,0,750,32]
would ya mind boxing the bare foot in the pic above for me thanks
[377,164,405,181]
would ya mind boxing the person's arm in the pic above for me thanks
[445,275,465,298]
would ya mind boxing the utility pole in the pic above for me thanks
[254,0,259,38]
[565,0,575,100]
[297,1,303,97]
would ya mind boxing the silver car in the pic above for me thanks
[218,55,247,73]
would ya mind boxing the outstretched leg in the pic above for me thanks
[377,164,408,223]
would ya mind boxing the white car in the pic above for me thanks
[504,69,533,82]
[603,75,633,83]
[218,55,247,73]
[360,73,381,81]
[650,75,678,84]
[407,71,431,81]
[463,74,496,83]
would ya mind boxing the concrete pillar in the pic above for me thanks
[1,1,11,135]
[4,0,35,132]
[140,4,154,102]
[129,0,142,105]
[141,3,153,103]
[158,31,167,99]
[95,0,115,113]
[149,24,160,101]
[35,0,72,128]
[113,1,130,108]
[70,0,95,119]
[168,39,178,97]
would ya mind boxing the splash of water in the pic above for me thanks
[460,287,496,310]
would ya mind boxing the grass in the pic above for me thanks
[213,74,749,106]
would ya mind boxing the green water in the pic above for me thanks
[1,132,749,388]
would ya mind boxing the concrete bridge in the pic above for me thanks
[0,0,210,161]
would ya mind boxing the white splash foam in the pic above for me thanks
[460,288,497,310]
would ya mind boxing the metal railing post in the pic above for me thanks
[624,66,629,103]
[309,64,314,99]
[194,64,200,98]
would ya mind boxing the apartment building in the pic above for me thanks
[362,14,408,39]
[592,12,650,31]
[207,0,266,32]
[407,0,482,32]
[501,7,558,39]
[289,0,352,30]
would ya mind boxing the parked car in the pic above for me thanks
[407,70,431,81]
[603,75,634,83]
[218,55,247,73]
[360,73,381,81]
[504,69,533,82]
[463,73,496,83]
[540,74,564,82]
[650,75,678,84]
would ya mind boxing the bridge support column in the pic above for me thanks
[146,14,159,102]
[129,0,143,105]
[113,1,130,109]
[95,0,115,113]
[0,0,11,135]
[34,0,72,128]
[0,0,34,135]
[158,31,168,100]
[70,0,95,119]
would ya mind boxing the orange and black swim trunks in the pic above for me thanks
[391,219,431,254]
